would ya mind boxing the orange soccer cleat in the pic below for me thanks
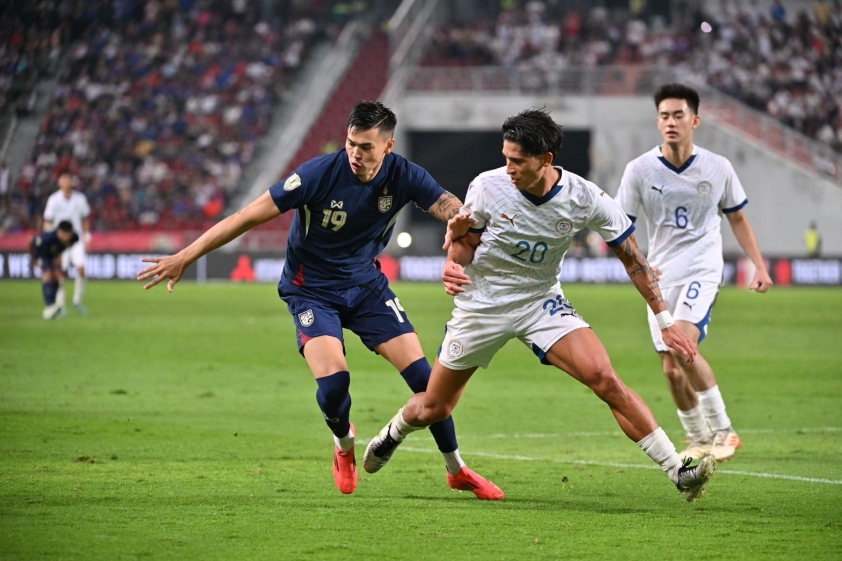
[332,424,358,494]
[446,466,505,500]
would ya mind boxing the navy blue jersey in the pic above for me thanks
[269,150,445,291]
[30,229,79,259]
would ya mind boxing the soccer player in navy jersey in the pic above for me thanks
[137,101,504,499]
[30,220,78,320]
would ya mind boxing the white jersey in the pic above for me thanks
[457,166,633,312]
[43,190,91,235]
[615,146,747,288]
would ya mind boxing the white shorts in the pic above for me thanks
[438,288,590,370]
[648,280,719,352]
[61,240,87,271]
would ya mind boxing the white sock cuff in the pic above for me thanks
[636,427,667,448]
[697,385,721,400]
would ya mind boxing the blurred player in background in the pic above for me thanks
[137,101,503,499]
[43,171,91,315]
[30,220,78,320]
[615,83,772,462]
[365,108,716,502]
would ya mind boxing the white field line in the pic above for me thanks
[394,446,842,486]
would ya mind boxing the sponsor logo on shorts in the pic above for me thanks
[555,218,573,237]
[378,196,393,213]
[283,173,302,191]
[447,339,464,358]
[696,181,712,196]
[298,309,314,327]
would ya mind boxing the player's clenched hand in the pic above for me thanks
[749,268,773,293]
[443,212,477,250]
[651,265,663,282]
[661,326,697,364]
[136,254,187,292]
[442,260,471,296]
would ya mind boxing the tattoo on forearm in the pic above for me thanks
[428,191,463,222]
[612,238,665,306]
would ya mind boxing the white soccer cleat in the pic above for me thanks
[363,412,404,474]
[42,303,63,320]
[710,428,742,462]
[679,436,713,461]
[676,454,716,502]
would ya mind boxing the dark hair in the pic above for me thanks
[58,170,74,178]
[501,108,564,160]
[347,101,397,136]
[57,220,74,232]
[653,83,700,114]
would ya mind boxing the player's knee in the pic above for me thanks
[399,357,431,394]
[417,399,451,426]
[662,359,686,385]
[585,365,623,402]
[315,371,351,414]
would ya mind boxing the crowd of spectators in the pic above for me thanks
[421,0,842,153]
[1,0,343,233]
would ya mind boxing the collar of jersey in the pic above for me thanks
[656,148,697,174]
[518,166,564,206]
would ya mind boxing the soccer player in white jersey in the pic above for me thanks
[365,108,717,502]
[43,171,92,315]
[615,83,772,462]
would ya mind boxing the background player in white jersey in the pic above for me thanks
[616,83,772,462]
[366,108,717,502]
[43,171,91,315]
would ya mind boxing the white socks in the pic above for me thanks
[387,408,464,474]
[334,425,355,452]
[73,276,86,305]
[637,427,684,484]
[56,283,66,308]
[697,385,731,432]
[388,408,425,441]
[678,406,714,441]
[442,450,466,475]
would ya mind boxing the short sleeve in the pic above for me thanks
[406,162,446,211]
[720,159,748,213]
[615,161,642,222]
[79,194,91,218]
[462,178,489,232]
[268,169,312,213]
[43,196,55,221]
[586,184,635,247]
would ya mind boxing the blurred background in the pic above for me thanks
[0,0,839,286]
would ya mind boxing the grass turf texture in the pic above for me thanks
[1,281,840,560]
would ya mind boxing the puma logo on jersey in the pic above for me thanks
[501,213,517,226]
[651,185,664,194]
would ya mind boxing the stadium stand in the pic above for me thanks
[417,0,842,153]
[0,0,350,234]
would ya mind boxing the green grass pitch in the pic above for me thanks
[1,280,841,560]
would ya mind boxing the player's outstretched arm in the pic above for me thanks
[136,191,281,292]
[611,234,697,362]
[726,209,772,293]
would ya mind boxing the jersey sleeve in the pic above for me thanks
[407,163,446,211]
[268,168,314,213]
[720,159,748,213]
[586,184,635,247]
[462,178,489,232]
[615,161,642,222]
[43,196,56,222]
[79,194,91,218]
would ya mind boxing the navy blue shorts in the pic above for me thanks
[36,254,59,271]
[280,273,416,355]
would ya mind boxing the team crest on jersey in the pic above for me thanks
[696,181,712,196]
[447,339,465,358]
[298,309,314,327]
[555,218,574,237]
[283,173,302,191]
[378,196,393,213]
